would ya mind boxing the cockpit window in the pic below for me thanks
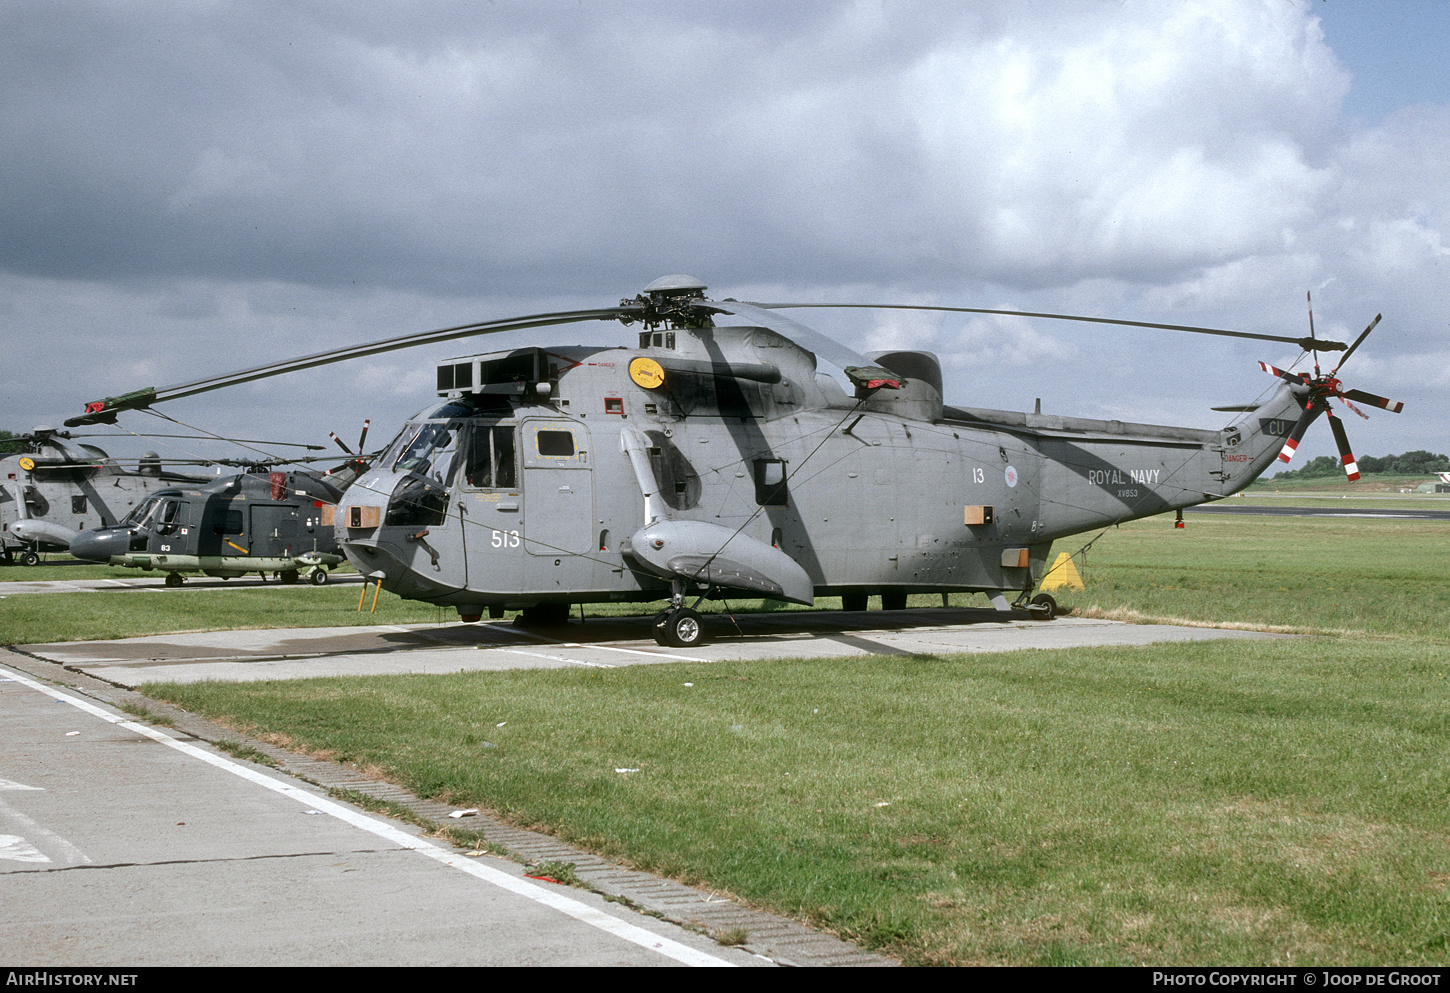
[392,421,461,480]
[384,396,514,481]
[123,495,182,531]
[121,497,155,526]
[456,425,517,489]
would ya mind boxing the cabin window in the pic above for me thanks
[754,458,789,506]
[213,509,244,536]
[537,430,575,458]
[153,499,184,535]
[72,496,87,514]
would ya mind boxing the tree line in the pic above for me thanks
[1270,450,1449,480]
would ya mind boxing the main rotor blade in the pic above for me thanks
[1342,388,1404,414]
[67,305,641,426]
[1307,291,1321,377]
[702,299,902,388]
[33,431,323,449]
[1329,314,1382,376]
[703,300,875,371]
[747,302,1347,352]
[1326,410,1360,481]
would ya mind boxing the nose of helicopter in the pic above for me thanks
[70,528,125,563]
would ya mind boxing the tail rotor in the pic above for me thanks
[1259,307,1403,481]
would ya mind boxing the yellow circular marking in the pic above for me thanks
[629,356,666,390]
[18,456,35,472]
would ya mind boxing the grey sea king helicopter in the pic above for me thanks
[1,426,232,565]
[65,276,1403,644]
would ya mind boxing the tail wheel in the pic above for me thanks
[1029,593,1057,620]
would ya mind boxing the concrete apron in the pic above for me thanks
[18,607,1286,687]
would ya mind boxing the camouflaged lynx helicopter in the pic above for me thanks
[67,276,1401,646]
[63,429,374,585]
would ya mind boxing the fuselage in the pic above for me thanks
[335,324,1302,617]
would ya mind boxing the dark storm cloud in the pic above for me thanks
[3,1,1346,299]
[1,1,1446,463]
[0,2,957,295]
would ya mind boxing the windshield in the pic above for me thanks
[121,495,160,526]
[391,421,461,481]
[122,494,180,531]
[385,398,512,482]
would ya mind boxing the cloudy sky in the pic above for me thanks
[2,0,1447,475]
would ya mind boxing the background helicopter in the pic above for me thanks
[68,275,1403,645]
[0,427,227,565]
[64,425,375,585]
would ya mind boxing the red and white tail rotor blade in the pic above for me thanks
[1259,361,1306,385]
[1326,410,1360,482]
[1341,389,1404,414]
[1277,403,1325,464]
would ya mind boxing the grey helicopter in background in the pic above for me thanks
[0,427,224,565]
[68,275,1403,645]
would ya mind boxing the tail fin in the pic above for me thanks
[1218,384,1308,496]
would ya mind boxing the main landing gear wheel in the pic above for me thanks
[654,607,706,648]
[1028,593,1057,620]
[19,550,39,567]
[164,572,184,588]
[841,592,868,612]
[308,569,329,586]
[881,590,908,611]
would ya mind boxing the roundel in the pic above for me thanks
[629,356,666,390]
[18,456,35,472]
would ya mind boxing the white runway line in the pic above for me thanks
[561,642,711,663]
[0,792,91,866]
[496,648,617,669]
[0,661,735,967]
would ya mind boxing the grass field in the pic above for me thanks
[1246,472,1444,494]
[6,512,1450,965]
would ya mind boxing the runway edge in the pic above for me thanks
[1,646,895,968]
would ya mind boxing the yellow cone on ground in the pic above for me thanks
[1040,551,1085,591]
